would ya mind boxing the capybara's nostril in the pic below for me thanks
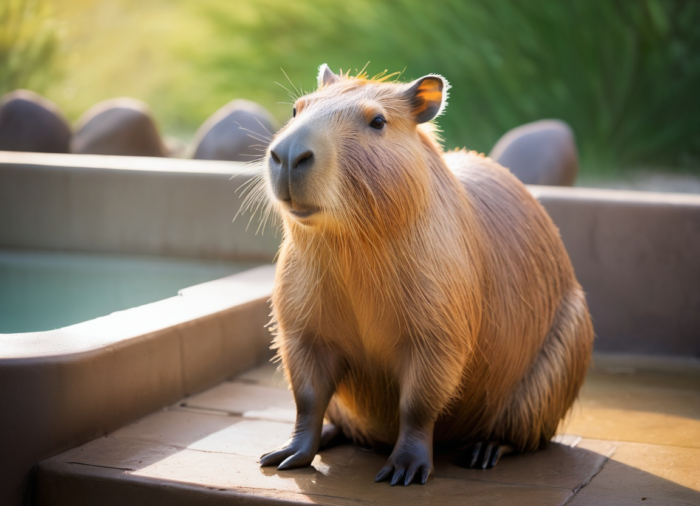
[292,150,314,170]
[270,149,282,165]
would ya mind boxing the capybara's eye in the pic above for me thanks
[370,116,386,129]
[292,107,297,118]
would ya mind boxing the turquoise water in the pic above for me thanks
[0,250,260,334]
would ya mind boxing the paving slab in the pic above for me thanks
[111,409,293,457]
[567,442,700,506]
[182,381,295,423]
[236,361,288,388]
[435,438,615,490]
[35,437,573,506]
[35,357,700,505]
[560,364,700,448]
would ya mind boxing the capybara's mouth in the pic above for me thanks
[283,201,321,219]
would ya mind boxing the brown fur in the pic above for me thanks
[259,68,593,475]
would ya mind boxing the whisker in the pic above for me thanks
[253,116,275,138]
[280,68,301,98]
[274,81,297,101]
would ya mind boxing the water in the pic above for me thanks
[0,250,261,334]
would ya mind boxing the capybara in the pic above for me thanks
[192,99,277,162]
[0,90,71,153]
[258,64,594,486]
[72,98,167,157]
[490,119,579,186]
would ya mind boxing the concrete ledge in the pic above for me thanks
[0,151,279,261]
[531,186,700,356]
[0,265,275,506]
[2,152,698,354]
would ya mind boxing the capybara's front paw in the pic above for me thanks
[260,438,317,470]
[375,440,433,486]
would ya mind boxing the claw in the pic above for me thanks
[481,442,497,469]
[390,468,406,486]
[404,467,417,486]
[468,441,483,468]
[454,440,510,469]
[488,445,503,468]
[375,466,392,483]
[260,449,288,467]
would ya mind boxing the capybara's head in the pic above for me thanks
[265,64,449,234]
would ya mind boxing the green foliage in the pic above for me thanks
[0,0,62,95]
[4,0,699,173]
[195,0,700,172]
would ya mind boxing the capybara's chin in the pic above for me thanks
[282,201,322,220]
[259,63,593,486]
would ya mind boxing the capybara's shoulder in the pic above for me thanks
[444,147,540,206]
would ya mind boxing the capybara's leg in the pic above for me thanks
[319,423,348,450]
[490,287,594,452]
[260,341,345,470]
[375,340,467,486]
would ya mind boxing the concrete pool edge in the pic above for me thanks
[0,265,276,506]
[0,151,280,263]
[3,151,700,353]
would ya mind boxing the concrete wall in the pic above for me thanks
[3,152,699,355]
[0,151,279,262]
[531,186,700,356]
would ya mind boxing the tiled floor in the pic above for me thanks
[35,357,700,505]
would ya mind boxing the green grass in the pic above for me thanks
[0,0,62,96]
[3,0,700,175]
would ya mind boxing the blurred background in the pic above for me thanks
[2,0,700,188]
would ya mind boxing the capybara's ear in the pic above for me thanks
[318,63,340,88]
[404,75,450,123]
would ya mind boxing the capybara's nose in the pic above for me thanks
[268,132,316,202]
[270,141,315,171]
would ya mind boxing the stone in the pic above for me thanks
[0,90,71,153]
[72,98,167,157]
[192,100,277,162]
[490,119,578,186]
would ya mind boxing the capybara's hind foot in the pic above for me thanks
[454,441,514,469]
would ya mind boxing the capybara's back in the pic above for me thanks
[258,65,594,486]
[438,149,593,451]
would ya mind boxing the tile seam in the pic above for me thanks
[560,445,616,506]
[571,436,700,451]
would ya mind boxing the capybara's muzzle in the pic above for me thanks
[268,124,316,204]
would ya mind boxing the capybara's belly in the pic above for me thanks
[325,362,401,447]
[325,360,493,447]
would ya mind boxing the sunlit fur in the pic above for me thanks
[262,72,594,453]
